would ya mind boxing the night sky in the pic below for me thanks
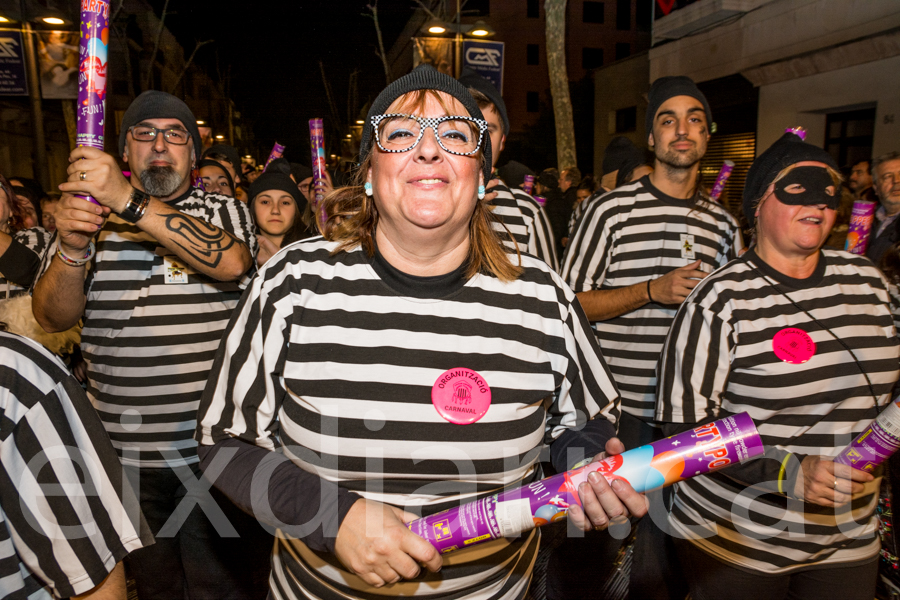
[151,0,416,163]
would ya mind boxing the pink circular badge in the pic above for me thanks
[772,328,816,364]
[431,368,492,425]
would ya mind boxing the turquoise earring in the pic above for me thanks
[364,182,373,196]
[477,185,485,200]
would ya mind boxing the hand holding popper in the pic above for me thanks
[408,412,764,554]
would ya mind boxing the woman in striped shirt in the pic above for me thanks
[656,131,900,600]
[196,65,646,600]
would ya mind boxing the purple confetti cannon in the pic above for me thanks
[785,126,807,141]
[408,412,763,554]
[522,174,535,195]
[76,0,110,205]
[263,142,285,172]
[709,160,734,202]
[845,200,877,255]
[309,119,328,227]
[835,399,900,472]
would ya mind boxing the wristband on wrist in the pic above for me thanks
[777,452,793,495]
[119,187,150,224]
[57,241,95,267]
[647,278,654,304]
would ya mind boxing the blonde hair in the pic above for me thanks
[319,90,522,282]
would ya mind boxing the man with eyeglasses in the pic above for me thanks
[32,90,270,600]
[865,151,900,266]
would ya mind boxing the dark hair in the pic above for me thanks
[873,151,900,179]
[577,176,597,193]
[851,159,872,175]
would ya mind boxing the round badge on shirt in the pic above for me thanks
[772,328,816,364]
[432,368,491,425]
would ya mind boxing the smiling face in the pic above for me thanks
[648,95,709,170]
[253,191,297,238]
[368,91,484,240]
[756,161,838,259]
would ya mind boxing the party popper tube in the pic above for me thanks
[522,174,535,195]
[708,160,734,202]
[845,200,877,255]
[263,142,285,172]
[785,126,807,141]
[408,412,763,554]
[835,399,900,472]
[309,119,326,205]
[77,0,110,205]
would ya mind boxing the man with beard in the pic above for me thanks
[32,91,271,600]
[554,76,742,600]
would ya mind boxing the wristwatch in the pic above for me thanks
[119,187,150,223]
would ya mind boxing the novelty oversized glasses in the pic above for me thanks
[371,114,487,156]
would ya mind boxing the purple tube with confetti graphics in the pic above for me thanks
[408,412,763,554]
[785,126,807,141]
[708,160,734,202]
[263,142,285,172]
[309,119,327,228]
[522,174,535,195]
[835,399,900,473]
[77,0,110,205]
[845,200,877,255]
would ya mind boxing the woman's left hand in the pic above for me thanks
[567,437,648,532]
[257,236,279,268]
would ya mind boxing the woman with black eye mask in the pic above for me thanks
[656,131,900,600]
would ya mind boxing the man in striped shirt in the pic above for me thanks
[0,329,153,599]
[32,91,269,599]
[459,69,558,270]
[556,76,742,600]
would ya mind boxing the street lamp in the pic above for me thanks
[42,17,65,24]
[418,3,495,77]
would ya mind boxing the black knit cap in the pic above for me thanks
[743,131,839,226]
[360,64,492,184]
[497,160,534,190]
[118,90,202,158]
[197,159,234,193]
[248,172,302,208]
[645,76,712,145]
[458,67,509,136]
[203,144,241,173]
[602,137,645,176]
[290,162,312,182]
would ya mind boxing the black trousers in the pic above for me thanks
[676,538,878,600]
[124,463,273,600]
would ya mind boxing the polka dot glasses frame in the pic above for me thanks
[370,114,488,156]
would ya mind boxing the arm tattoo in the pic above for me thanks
[161,213,238,268]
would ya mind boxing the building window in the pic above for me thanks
[615,106,637,133]
[582,47,604,69]
[526,44,540,65]
[527,91,540,113]
[583,1,604,23]
[527,0,539,18]
[616,0,631,30]
[825,108,876,168]
[615,42,630,60]
[636,0,652,31]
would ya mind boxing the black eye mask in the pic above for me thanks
[773,166,839,210]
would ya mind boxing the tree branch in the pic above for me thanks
[143,0,170,90]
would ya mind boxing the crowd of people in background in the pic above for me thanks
[0,63,899,600]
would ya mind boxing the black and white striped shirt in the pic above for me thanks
[38,188,256,469]
[490,183,558,271]
[1,227,50,299]
[198,237,620,600]
[656,249,900,573]
[0,331,150,599]
[561,177,743,420]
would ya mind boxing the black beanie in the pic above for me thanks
[197,159,234,193]
[290,162,313,183]
[742,132,839,226]
[602,137,645,176]
[248,172,302,208]
[118,90,202,157]
[458,67,509,136]
[537,169,559,190]
[645,76,712,145]
[497,160,534,190]
[203,144,241,174]
[360,64,492,184]
[265,157,293,176]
